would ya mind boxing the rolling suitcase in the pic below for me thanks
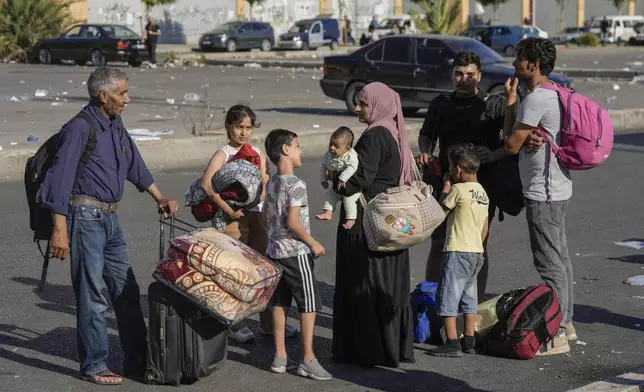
[144,281,228,386]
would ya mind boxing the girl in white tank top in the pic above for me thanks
[200,106,295,342]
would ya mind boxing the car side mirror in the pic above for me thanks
[446,58,454,66]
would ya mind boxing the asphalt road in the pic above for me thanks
[2,60,644,152]
[1,139,643,391]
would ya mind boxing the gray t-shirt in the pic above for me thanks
[265,174,311,259]
[515,86,573,202]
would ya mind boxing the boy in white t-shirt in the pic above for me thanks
[504,37,574,356]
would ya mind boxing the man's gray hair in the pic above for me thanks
[87,67,128,99]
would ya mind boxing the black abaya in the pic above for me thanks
[331,126,415,368]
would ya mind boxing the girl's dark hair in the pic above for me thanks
[224,105,260,138]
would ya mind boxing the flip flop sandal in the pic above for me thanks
[82,370,123,385]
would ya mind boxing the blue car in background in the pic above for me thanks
[199,21,275,53]
[461,25,540,57]
[278,18,340,51]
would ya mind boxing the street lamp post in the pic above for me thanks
[531,0,536,26]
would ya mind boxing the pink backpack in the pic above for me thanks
[538,83,614,170]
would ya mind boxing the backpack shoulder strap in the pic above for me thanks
[73,111,97,179]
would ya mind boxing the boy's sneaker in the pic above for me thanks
[536,330,571,356]
[461,335,476,354]
[427,339,463,358]
[565,322,578,341]
[270,355,298,374]
[228,326,255,343]
[297,358,332,381]
[257,324,298,338]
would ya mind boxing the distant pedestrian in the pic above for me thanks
[144,15,161,65]
[600,17,609,45]
[38,67,179,385]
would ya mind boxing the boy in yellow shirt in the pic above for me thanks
[428,143,489,358]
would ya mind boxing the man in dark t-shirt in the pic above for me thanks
[144,15,161,65]
[418,51,511,303]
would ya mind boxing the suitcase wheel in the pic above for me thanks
[144,368,163,385]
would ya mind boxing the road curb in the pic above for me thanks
[1,109,642,183]
[0,126,422,183]
[202,58,640,80]
[567,367,644,392]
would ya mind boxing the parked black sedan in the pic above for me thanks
[320,35,571,115]
[36,24,148,67]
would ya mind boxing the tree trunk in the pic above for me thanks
[558,3,565,33]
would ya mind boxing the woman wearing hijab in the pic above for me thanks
[332,82,415,368]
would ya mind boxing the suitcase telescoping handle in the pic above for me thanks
[158,213,197,261]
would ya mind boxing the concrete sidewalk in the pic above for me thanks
[3,121,644,183]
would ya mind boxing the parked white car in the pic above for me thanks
[522,25,548,39]
[374,15,417,37]
[589,15,644,44]
[551,26,589,44]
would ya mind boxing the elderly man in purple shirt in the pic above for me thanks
[38,67,178,386]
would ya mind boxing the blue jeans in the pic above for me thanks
[436,252,485,317]
[67,203,146,375]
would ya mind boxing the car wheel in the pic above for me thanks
[128,59,142,67]
[402,108,419,117]
[628,37,636,46]
[260,39,272,52]
[302,41,310,51]
[91,49,106,66]
[38,48,52,65]
[75,60,87,66]
[504,45,516,57]
[344,81,366,115]
[226,39,237,52]
[330,40,339,50]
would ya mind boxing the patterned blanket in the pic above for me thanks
[168,227,282,302]
[185,144,262,230]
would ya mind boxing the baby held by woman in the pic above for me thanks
[315,127,360,229]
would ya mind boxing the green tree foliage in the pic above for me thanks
[412,0,461,34]
[141,0,177,13]
[478,0,509,22]
[0,0,71,62]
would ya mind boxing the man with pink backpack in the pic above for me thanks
[504,38,613,356]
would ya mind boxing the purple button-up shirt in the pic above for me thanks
[39,103,154,215]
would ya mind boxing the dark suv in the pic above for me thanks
[199,21,275,52]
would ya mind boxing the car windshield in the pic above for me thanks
[211,22,242,34]
[378,19,401,29]
[102,25,139,38]
[444,39,506,64]
[289,21,312,33]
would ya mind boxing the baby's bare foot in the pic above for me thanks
[342,220,356,230]
[315,210,333,221]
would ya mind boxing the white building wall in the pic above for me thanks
[88,0,396,44]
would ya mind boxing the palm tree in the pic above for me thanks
[479,0,509,24]
[0,0,71,62]
[555,0,570,32]
[412,0,461,34]
[141,0,177,14]
[247,0,266,20]
[611,0,626,14]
